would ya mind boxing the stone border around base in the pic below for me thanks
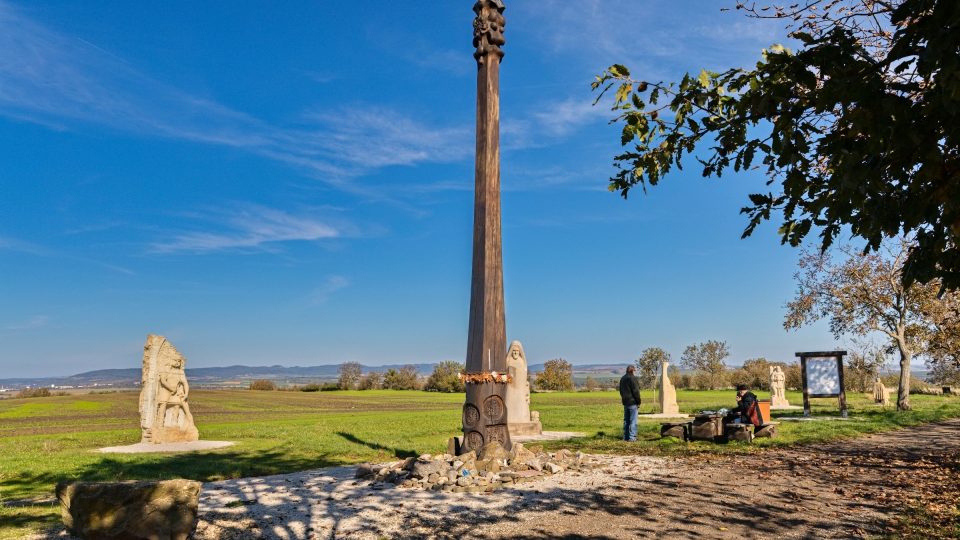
[511,431,584,443]
[508,422,543,437]
[97,441,235,454]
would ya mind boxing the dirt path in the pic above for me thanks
[469,419,960,539]
[191,419,960,540]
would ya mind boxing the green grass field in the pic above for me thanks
[2,388,959,538]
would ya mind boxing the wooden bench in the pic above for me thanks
[660,421,692,441]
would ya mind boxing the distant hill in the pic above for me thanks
[0,362,627,389]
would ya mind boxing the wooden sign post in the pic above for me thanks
[796,351,847,418]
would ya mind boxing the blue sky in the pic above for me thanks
[0,1,840,378]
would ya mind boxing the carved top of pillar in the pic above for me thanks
[473,0,506,64]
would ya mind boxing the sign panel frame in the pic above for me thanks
[796,351,848,418]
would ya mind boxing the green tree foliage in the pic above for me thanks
[535,358,574,391]
[592,0,960,290]
[845,343,890,392]
[926,293,960,384]
[424,361,465,393]
[382,365,422,391]
[730,358,774,391]
[337,362,363,390]
[16,387,51,398]
[635,347,670,389]
[248,379,276,391]
[358,371,383,390]
[784,238,956,410]
[681,341,729,390]
[783,363,803,391]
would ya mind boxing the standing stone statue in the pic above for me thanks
[139,335,199,444]
[658,360,679,415]
[505,341,542,436]
[769,365,790,408]
[873,377,890,405]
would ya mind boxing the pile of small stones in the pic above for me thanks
[355,442,599,493]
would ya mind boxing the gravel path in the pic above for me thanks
[196,419,960,539]
[195,455,664,540]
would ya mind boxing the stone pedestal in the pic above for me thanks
[57,479,201,540]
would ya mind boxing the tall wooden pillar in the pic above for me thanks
[461,0,511,453]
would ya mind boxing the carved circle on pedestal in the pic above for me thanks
[483,395,505,423]
[465,430,484,450]
[463,404,480,428]
[486,424,508,446]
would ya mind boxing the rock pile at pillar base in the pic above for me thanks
[355,442,598,493]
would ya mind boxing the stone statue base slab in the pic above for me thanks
[770,405,803,410]
[511,431,584,443]
[508,421,543,437]
[143,426,199,444]
[98,441,234,454]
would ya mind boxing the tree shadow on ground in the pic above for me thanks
[3,446,351,537]
[335,431,418,459]
[12,419,960,539]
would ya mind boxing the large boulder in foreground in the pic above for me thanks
[56,479,201,540]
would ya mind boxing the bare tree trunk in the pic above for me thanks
[896,342,912,411]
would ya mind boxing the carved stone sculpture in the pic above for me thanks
[505,341,542,436]
[873,377,890,405]
[139,335,199,444]
[769,365,790,408]
[658,361,680,415]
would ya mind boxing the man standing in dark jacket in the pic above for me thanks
[619,365,642,441]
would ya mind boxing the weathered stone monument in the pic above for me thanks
[873,377,890,405]
[505,341,542,436]
[769,364,791,408]
[658,360,680,415]
[461,0,512,454]
[57,479,201,540]
[139,334,199,444]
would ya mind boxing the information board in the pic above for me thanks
[805,357,841,395]
[796,351,848,417]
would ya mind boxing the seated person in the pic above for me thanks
[727,384,763,427]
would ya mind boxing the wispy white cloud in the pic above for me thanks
[0,234,44,254]
[514,0,789,80]
[310,275,350,304]
[531,98,605,137]
[150,205,347,254]
[297,108,471,169]
[0,1,470,186]
[0,232,135,273]
[5,315,49,331]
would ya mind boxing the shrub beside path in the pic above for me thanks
[190,419,960,539]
